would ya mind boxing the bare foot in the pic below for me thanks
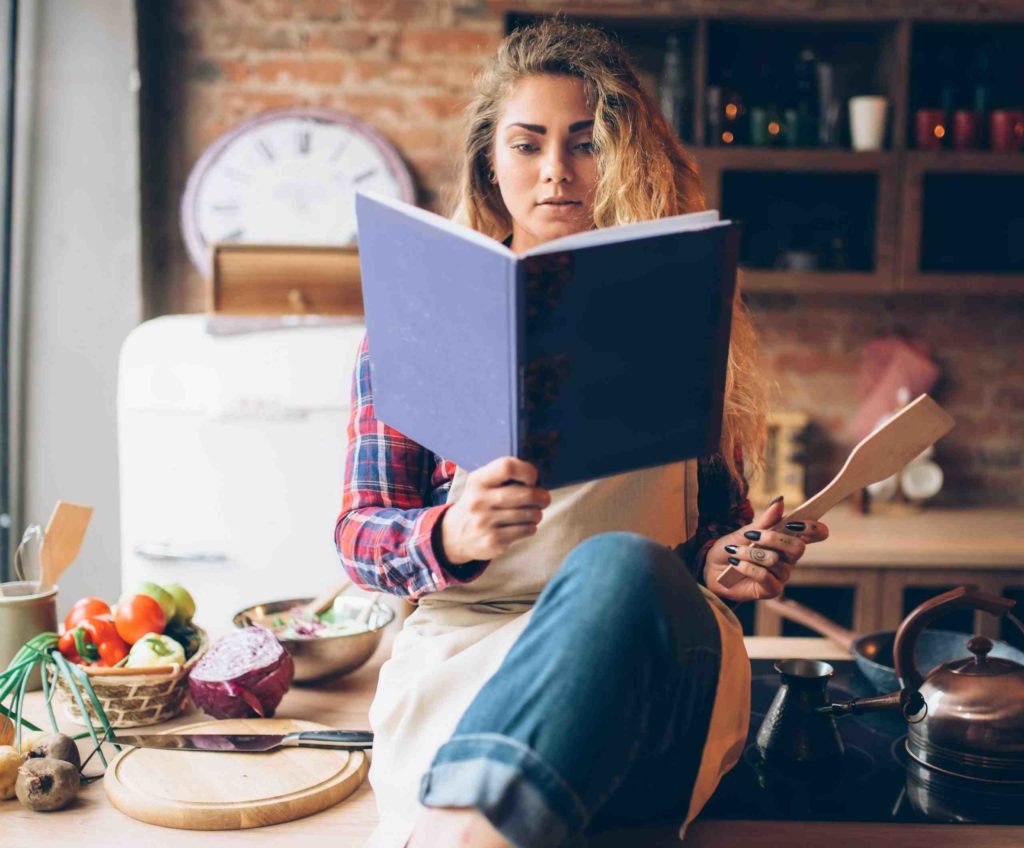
[407,806,512,848]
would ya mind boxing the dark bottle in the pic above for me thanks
[791,48,819,147]
[659,34,690,141]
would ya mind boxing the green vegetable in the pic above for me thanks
[125,633,185,668]
[0,634,119,775]
[162,582,196,625]
[164,622,201,659]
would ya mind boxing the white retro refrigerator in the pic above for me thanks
[117,315,375,633]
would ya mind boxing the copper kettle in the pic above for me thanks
[828,586,1023,784]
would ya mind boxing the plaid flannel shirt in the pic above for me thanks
[335,332,754,601]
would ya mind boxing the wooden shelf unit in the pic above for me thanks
[504,5,1024,294]
[697,147,900,293]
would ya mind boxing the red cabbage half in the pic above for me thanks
[188,625,294,719]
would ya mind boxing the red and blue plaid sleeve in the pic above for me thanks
[334,333,488,600]
[674,445,755,584]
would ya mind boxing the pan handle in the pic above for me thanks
[894,586,1016,691]
[763,597,858,651]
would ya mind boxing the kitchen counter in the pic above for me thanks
[753,504,1024,637]
[792,503,1023,569]
[10,635,1023,847]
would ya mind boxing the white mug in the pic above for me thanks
[849,95,888,151]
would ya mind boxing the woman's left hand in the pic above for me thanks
[702,496,829,603]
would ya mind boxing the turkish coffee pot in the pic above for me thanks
[756,657,915,771]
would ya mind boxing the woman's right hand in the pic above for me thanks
[440,457,551,565]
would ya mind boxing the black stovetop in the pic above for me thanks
[697,658,1023,825]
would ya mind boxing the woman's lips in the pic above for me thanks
[537,201,581,213]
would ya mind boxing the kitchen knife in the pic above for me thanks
[113,729,373,753]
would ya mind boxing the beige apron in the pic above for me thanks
[366,460,750,847]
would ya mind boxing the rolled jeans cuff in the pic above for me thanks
[419,732,590,848]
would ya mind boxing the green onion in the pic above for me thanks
[80,726,118,771]
[0,658,36,699]
[13,666,30,749]
[39,658,58,732]
[69,662,120,755]
[52,650,108,768]
[0,664,40,732]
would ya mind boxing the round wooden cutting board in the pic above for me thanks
[104,717,369,830]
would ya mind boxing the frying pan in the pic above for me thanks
[765,596,1024,694]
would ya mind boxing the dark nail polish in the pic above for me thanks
[769,495,783,505]
[785,522,806,532]
[728,557,740,565]
[744,530,762,541]
[724,544,738,555]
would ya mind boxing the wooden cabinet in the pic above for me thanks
[696,148,901,293]
[505,4,1024,294]
[748,505,1024,643]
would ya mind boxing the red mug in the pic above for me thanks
[915,109,947,150]
[990,109,1024,152]
[952,110,981,150]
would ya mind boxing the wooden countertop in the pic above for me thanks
[9,635,1022,847]
[784,503,1023,569]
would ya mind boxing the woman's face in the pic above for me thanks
[491,74,599,253]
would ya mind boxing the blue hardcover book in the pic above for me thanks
[355,190,741,489]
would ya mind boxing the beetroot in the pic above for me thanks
[188,626,294,719]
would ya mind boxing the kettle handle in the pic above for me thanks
[893,586,1015,691]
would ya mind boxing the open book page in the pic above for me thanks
[355,189,507,254]
[522,209,726,256]
[355,189,728,258]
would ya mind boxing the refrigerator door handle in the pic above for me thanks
[132,542,230,563]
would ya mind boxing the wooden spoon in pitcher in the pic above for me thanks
[37,501,93,592]
[718,394,955,589]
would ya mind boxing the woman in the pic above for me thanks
[335,17,829,848]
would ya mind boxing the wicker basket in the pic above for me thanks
[50,628,208,728]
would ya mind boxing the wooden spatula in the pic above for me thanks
[38,501,94,591]
[718,394,954,589]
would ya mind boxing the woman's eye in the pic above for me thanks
[511,143,537,153]
[576,141,595,153]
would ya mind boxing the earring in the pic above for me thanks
[488,170,497,184]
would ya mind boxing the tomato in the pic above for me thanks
[114,594,166,645]
[63,597,112,632]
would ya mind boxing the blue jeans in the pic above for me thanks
[417,532,723,847]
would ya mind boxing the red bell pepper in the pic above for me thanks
[58,616,130,667]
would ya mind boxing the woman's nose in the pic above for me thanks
[540,149,572,182]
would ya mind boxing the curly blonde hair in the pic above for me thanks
[445,15,768,483]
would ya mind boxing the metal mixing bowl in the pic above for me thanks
[232,595,394,685]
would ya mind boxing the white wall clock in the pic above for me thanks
[181,106,416,278]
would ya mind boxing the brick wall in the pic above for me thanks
[749,293,1024,506]
[141,0,1024,505]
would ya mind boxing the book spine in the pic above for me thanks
[512,260,526,458]
[705,223,741,454]
[518,252,576,481]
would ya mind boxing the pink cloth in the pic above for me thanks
[848,336,940,443]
